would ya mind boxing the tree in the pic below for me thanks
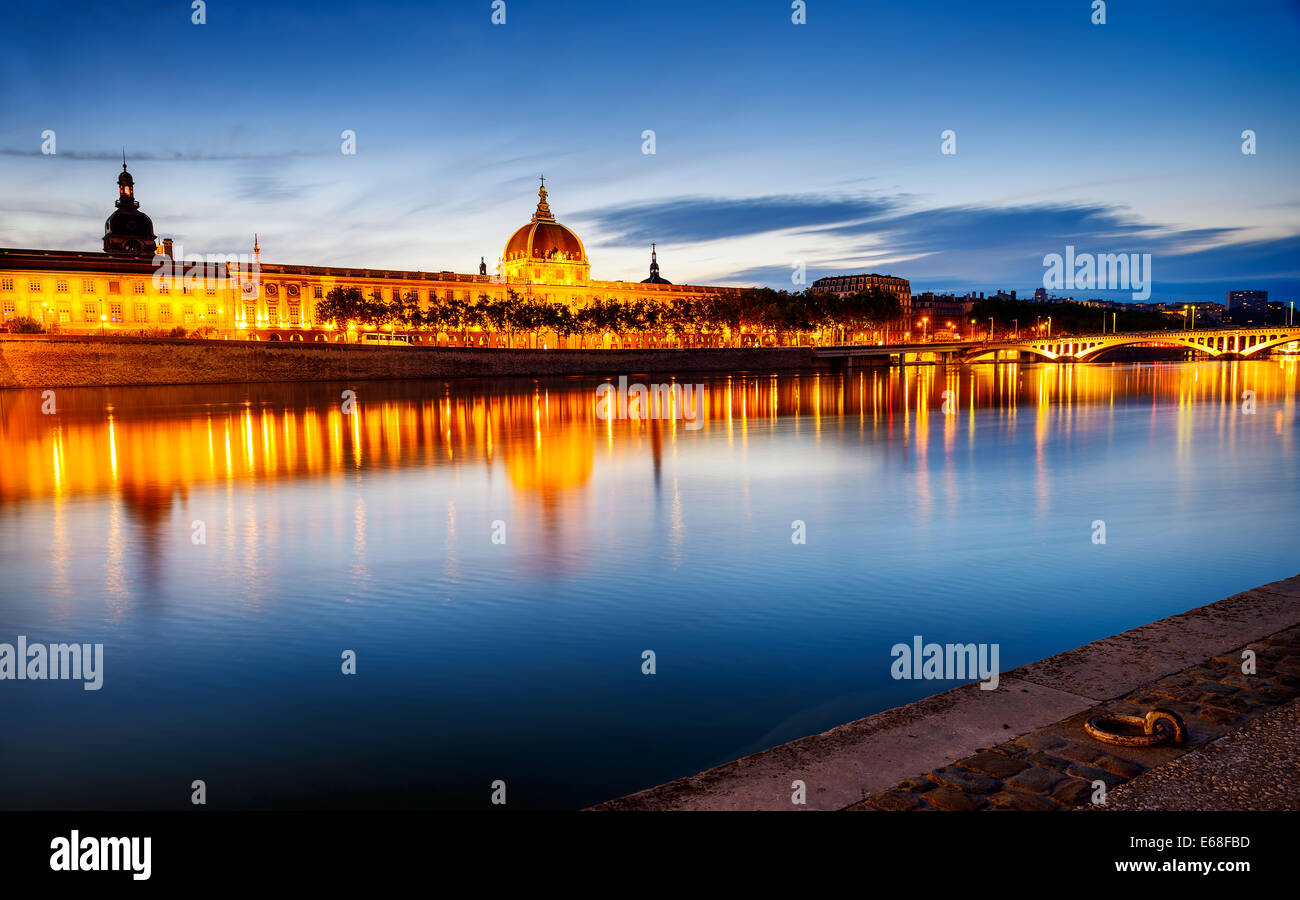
[315,286,372,339]
[5,315,45,334]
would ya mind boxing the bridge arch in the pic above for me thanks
[1241,333,1300,357]
[1078,336,1216,360]
[958,345,1057,363]
[955,328,1299,363]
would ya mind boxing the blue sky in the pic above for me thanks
[1,0,1297,301]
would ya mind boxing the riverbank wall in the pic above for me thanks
[0,335,825,389]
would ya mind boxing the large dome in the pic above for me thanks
[502,178,587,264]
[504,220,586,263]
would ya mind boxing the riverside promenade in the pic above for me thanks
[592,574,1300,811]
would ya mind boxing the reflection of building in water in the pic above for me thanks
[0,362,1293,509]
[118,481,186,584]
[505,427,595,498]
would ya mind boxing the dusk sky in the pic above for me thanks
[2,0,1297,301]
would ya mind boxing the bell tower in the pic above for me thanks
[103,155,157,257]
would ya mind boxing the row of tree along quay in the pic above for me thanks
[308,286,908,348]
[0,288,1239,346]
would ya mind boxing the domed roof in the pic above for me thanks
[104,207,154,238]
[103,160,157,257]
[505,220,586,262]
[503,178,587,263]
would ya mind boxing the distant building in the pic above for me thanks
[1033,287,1048,302]
[1227,290,1269,311]
[1178,301,1225,322]
[911,291,974,321]
[811,272,911,314]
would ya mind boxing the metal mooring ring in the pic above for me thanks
[1084,708,1188,747]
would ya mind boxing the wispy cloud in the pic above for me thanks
[579,194,900,244]
[0,148,324,161]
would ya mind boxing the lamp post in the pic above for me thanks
[1047,317,1052,338]
[1013,318,1018,338]
[988,317,994,342]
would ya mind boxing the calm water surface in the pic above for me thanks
[1,361,1297,809]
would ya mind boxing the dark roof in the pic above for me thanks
[0,248,160,274]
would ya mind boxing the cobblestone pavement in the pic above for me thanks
[1094,697,1300,810]
[847,624,1300,811]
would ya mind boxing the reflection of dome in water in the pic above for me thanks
[506,428,594,494]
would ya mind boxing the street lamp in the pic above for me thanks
[99,313,106,337]
[1047,317,1052,338]
[1013,318,1018,338]
[988,317,994,342]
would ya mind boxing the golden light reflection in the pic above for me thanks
[0,362,1293,515]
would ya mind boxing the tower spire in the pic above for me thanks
[533,174,553,221]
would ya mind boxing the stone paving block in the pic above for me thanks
[1051,776,1094,807]
[1011,732,1069,753]
[930,765,1000,794]
[897,776,935,792]
[865,791,921,811]
[921,786,986,811]
[1053,740,1103,766]
[1091,753,1145,779]
[1194,681,1237,695]
[1007,765,1066,795]
[1025,751,1073,772]
[1150,685,1201,702]
[987,790,1059,811]
[1198,694,1254,714]
[957,751,1028,779]
[1066,761,1125,787]
[1191,706,1241,728]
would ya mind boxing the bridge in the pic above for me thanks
[815,326,1300,368]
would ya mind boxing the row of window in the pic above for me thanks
[0,277,224,296]
[0,300,223,324]
[4,278,461,303]
[3,278,715,307]
[241,304,303,326]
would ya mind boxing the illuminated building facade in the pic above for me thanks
[810,272,912,314]
[0,167,751,347]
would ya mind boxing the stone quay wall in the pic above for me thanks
[0,335,825,389]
